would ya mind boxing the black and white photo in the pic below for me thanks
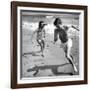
[21,11,80,78]
[11,1,87,88]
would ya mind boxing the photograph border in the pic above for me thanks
[11,1,88,89]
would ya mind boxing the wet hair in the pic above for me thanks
[54,18,62,26]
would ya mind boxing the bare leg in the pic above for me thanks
[37,39,42,53]
[65,45,77,73]
[41,40,45,57]
[37,39,45,57]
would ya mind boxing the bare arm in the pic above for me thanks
[71,25,79,31]
[43,29,46,38]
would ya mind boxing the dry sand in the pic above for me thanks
[21,29,79,78]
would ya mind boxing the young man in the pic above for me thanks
[31,21,46,57]
[53,18,78,73]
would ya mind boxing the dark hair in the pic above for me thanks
[39,21,44,27]
[54,18,62,26]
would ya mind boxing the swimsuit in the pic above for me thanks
[36,28,45,42]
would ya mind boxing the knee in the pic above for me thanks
[66,54,70,59]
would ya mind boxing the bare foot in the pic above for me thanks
[73,66,78,73]
[41,54,44,57]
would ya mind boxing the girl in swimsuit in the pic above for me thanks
[32,21,46,57]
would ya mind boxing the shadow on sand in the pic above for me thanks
[22,50,42,57]
[27,63,76,76]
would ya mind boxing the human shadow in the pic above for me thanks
[27,63,75,76]
[22,50,42,57]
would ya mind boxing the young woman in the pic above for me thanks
[53,18,78,73]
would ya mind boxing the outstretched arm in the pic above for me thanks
[71,25,79,31]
